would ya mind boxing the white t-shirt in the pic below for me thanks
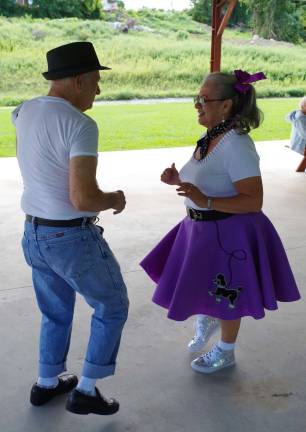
[12,96,99,220]
[179,129,261,210]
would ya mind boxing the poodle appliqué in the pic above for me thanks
[209,273,242,309]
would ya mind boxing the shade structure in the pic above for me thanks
[210,0,238,72]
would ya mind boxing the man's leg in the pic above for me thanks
[81,293,129,381]
[24,240,78,406]
[32,265,76,379]
[65,228,129,415]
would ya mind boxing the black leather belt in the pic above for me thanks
[187,208,234,221]
[25,215,96,227]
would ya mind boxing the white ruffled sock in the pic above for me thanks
[218,340,235,351]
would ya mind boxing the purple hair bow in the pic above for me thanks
[234,70,267,94]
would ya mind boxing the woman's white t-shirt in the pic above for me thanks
[179,129,261,211]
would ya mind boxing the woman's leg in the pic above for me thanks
[188,315,220,352]
[191,318,241,373]
[220,318,241,343]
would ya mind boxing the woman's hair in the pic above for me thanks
[299,96,306,109]
[204,72,263,134]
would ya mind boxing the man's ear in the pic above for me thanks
[74,75,83,92]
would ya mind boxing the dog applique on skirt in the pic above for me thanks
[140,212,300,321]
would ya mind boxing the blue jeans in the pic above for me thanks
[22,220,129,379]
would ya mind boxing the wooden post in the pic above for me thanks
[210,0,238,72]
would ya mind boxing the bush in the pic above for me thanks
[176,30,189,40]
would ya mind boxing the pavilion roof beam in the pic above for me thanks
[210,0,238,72]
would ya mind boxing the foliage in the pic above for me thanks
[31,0,83,19]
[0,98,301,157]
[0,0,26,16]
[242,0,306,43]
[190,0,251,27]
[81,0,103,20]
[0,0,103,19]
[0,13,305,106]
[191,0,306,43]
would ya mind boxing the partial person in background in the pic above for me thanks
[286,96,306,172]
[141,70,300,374]
[12,42,129,415]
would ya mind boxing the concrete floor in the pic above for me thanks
[0,140,305,432]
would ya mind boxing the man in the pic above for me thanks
[12,42,129,415]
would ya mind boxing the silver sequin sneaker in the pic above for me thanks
[187,315,220,353]
[191,344,235,374]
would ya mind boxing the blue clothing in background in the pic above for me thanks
[286,110,306,155]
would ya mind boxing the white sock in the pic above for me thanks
[76,376,97,396]
[37,376,59,389]
[218,340,235,351]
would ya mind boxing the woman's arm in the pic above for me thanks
[177,176,263,213]
[210,176,263,213]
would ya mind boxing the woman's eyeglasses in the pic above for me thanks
[194,96,227,105]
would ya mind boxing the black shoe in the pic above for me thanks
[66,388,120,415]
[30,374,78,406]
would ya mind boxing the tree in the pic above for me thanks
[81,0,103,19]
[190,0,250,27]
[190,0,306,42]
[242,0,306,42]
[31,0,83,18]
[190,0,212,24]
[0,0,25,16]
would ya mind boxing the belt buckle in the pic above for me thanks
[189,208,196,220]
[195,209,203,221]
[189,208,202,221]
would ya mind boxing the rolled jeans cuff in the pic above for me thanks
[82,361,116,379]
[39,361,67,378]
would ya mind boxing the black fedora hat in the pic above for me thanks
[42,41,111,80]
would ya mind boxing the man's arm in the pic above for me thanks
[69,156,125,214]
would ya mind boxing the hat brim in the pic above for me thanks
[42,64,111,80]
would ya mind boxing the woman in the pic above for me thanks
[140,70,301,374]
[286,96,306,172]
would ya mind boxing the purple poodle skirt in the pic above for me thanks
[140,212,300,321]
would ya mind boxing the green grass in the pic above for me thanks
[0,98,299,157]
[0,14,305,105]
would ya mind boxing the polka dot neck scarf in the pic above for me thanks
[196,119,233,160]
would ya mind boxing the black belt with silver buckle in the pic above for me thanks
[187,208,234,221]
[25,215,96,227]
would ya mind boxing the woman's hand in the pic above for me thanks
[161,163,180,185]
[176,182,207,208]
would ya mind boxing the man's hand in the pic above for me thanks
[161,163,180,185]
[112,190,126,215]
[176,182,207,208]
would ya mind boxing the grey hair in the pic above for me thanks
[50,71,96,85]
[204,72,263,134]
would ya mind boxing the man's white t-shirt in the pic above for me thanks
[12,96,99,219]
[179,129,261,210]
